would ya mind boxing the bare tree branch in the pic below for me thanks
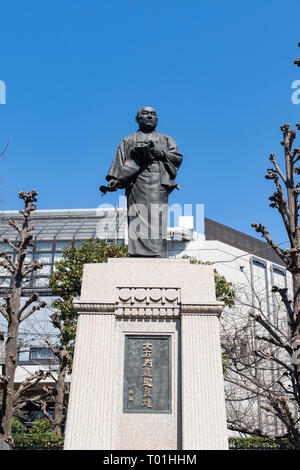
[13,370,51,403]
[269,153,287,185]
[249,308,293,356]
[8,219,21,234]
[251,223,289,266]
[0,304,9,321]
[20,301,46,323]
[22,261,42,277]
[0,142,9,159]
[2,238,18,253]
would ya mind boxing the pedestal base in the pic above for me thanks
[64,259,228,450]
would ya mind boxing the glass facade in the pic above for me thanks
[0,208,127,365]
[0,208,127,294]
[0,239,85,291]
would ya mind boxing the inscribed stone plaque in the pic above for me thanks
[123,335,171,413]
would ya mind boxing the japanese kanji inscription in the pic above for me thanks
[123,335,171,413]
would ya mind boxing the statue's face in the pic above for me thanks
[137,107,158,131]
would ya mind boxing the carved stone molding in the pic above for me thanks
[117,287,180,304]
[74,295,224,318]
[181,303,224,316]
[74,302,115,314]
[116,287,180,318]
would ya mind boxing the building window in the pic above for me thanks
[35,253,52,264]
[29,347,54,361]
[55,241,71,252]
[0,242,13,253]
[33,277,49,287]
[35,241,53,252]
[0,277,11,287]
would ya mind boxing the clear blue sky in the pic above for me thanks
[1,0,299,245]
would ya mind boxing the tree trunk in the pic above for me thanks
[53,352,67,436]
[0,317,19,441]
[0,190,44,443]
[0,276,22,441]
[283,125,300,412]
[292,271,300,398]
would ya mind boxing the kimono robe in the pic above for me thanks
[106,130,183,257]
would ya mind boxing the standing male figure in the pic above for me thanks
[102,106,183,258]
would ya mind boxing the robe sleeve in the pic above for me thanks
[162,136,183,180]
[105,137,141,188]
[105,140,126,182]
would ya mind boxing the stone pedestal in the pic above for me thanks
[64,258,228,450]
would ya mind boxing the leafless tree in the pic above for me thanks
[221,277,299,446]
[2,315,70,434]
[0,190,50,444]
[221,120,300,448]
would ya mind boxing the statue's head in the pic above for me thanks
[135,106,158,131]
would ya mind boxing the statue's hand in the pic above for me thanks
[108,179,119,190]
[149,142,165,161]
[134,144,153,162]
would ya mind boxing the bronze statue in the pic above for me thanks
[100,107,183,257]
